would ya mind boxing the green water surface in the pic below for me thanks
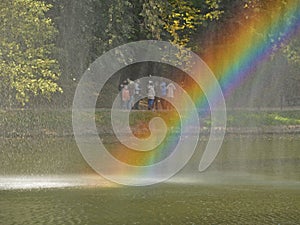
[0,134,299,224]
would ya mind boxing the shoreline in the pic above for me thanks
[1,109,300,138]
[1,125,300,138]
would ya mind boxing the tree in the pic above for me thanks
[139,0,223,48]
[206,0,300,107]
[0,0,62,107]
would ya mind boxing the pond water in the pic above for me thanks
[1,183,299,224]
[1,134,299,224]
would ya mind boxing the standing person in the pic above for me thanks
[166,82,176,110]
[119,79,128,109]
[154,81,160,110]
[133,79,141,110]
[122,85,130,110]
[147,81,155,110]
[127,79,135,109]
[118,82,124,109]
[159,80,167,110]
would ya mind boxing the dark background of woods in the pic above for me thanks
[1,0,300,109]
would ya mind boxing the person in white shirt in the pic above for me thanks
[166,82,176,110]
[147,81,155,110]
[133,79,141,110]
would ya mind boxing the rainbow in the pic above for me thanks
[107,1,300,170]
[203,0,300,100]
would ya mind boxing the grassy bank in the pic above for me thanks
[226,110,300,127]
[1,109,300,137]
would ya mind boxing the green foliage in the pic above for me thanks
[138,0,224,73]
[282,38,300,65]
[226,111,300,127]
[1,109,300,138]
[140,0,165,40]
[164,0,223,47]
[242,0,300,66]
[103,0,135,50]
[2,0,297,109]
[0,0,62,107]
[139,0,223,47]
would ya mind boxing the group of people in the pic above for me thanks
[119,77,176,111]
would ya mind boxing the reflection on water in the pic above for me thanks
[1,171,300,191]
[0,175,117,190]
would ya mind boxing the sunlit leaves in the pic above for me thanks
[103,0,135,51]
[242,0,300,65]
[140,0,165,39]
[283,41,300,65]
[160,0,223,47]
[0,0,61,107]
